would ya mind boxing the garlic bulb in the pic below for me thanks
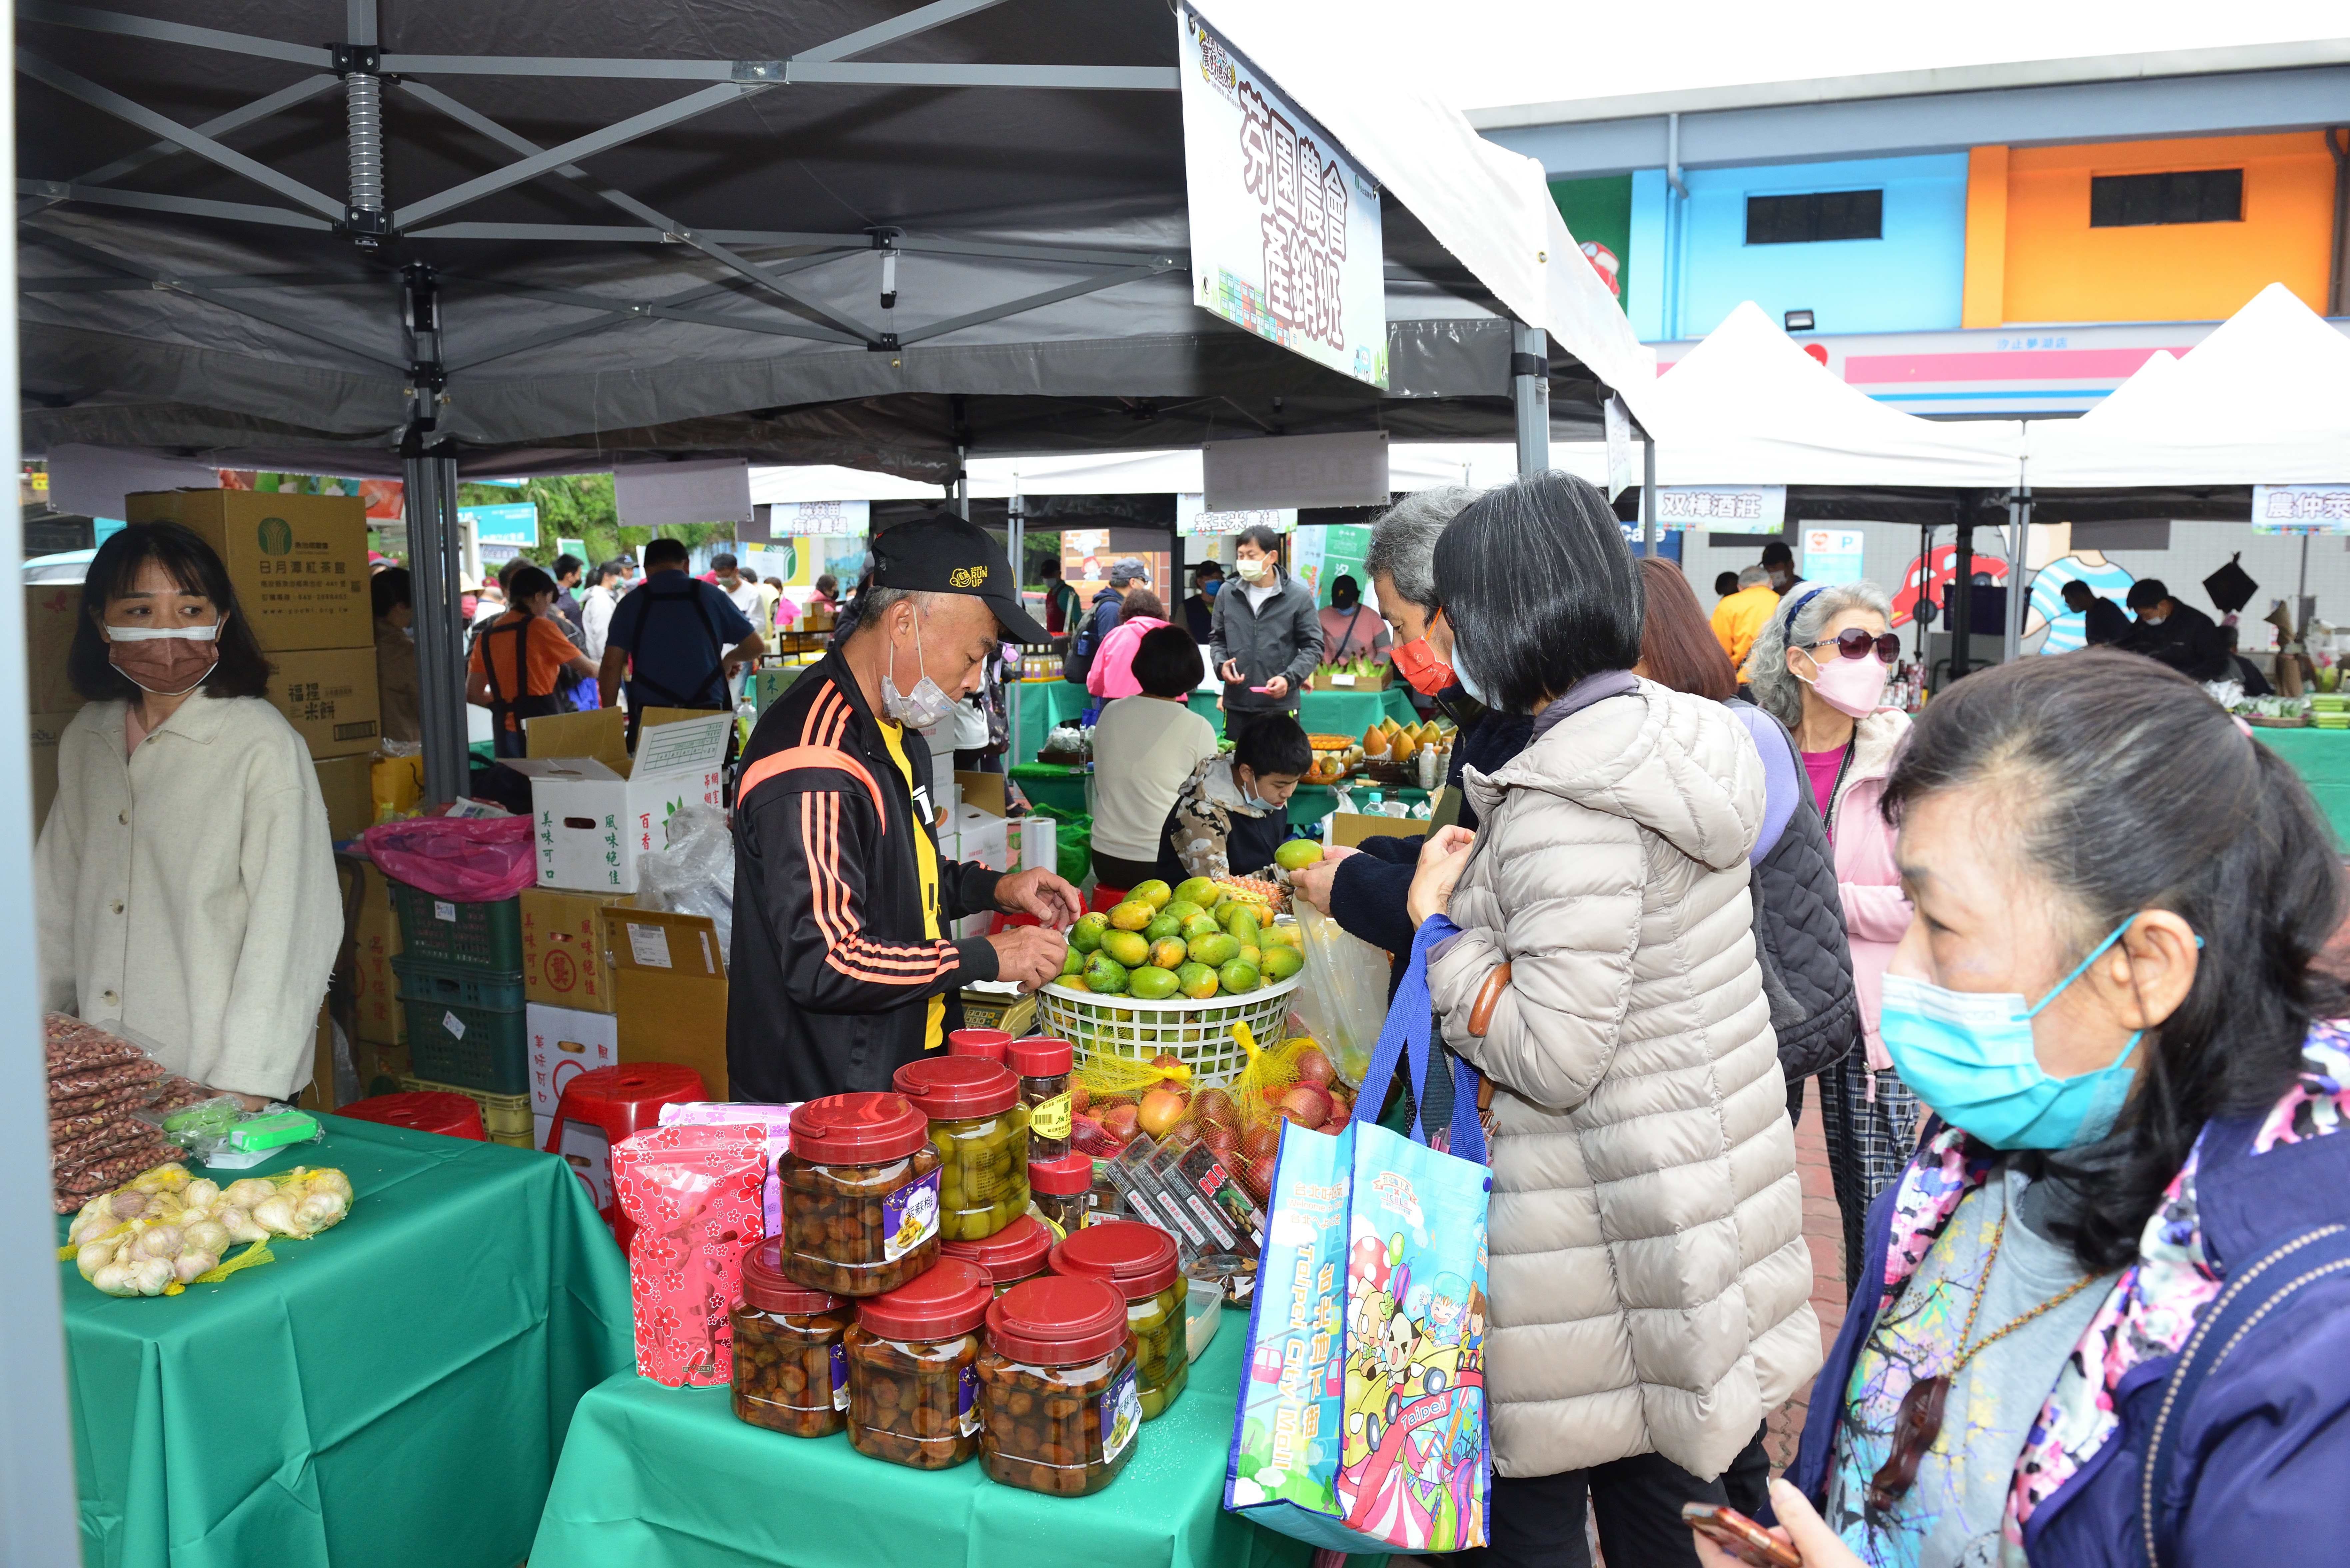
[109,1190,148,1220]
[306,1169,355,1205]
[252,1194,301,1237]
[134,1224,184,1260]
[222,1178,276,1210]
[141,1193,177,1220]
[216,1206,268,1245]
[90,1260,140,1297]
[172,1250,219,1285]
[132,1163,190,1194]
[182,1219,230,1256]
[76,1239,119,1281]
[182,1178,221,1209]
[297,1190,348,1228]
[129,1256,175,1296]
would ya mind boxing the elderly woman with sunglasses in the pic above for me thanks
[1749,583,1920,1292]
[1697,651,2350,1568]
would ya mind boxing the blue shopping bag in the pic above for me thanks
[1225,918,1493,1555]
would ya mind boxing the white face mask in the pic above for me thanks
[881,611,959,734]
[1236,555,1273,584]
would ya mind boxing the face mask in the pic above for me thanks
[1879,918,2147,1150]
[1236,556,1272,584]
[881,612,958,734]
[2141,611,2167,626]
[1796,648,1888,719]
[1392,633,1456,697]
[106,619,224,697]
[1453,651,1490,707]
[1200,580,1220,598]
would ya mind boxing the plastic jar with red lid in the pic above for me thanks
[978,1276,1142,1496]
[941,1212,1054,1295]
[780,1092,943,1296]
[1028,1151,1094,1237]
[947,1027,1010,1065]
[893,1057,1031,1243]
[1049,1220,1189,1418]
[1007,1036,1074,1162]
[729,1241,852,1437]
[846,1258,993,1470]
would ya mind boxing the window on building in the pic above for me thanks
[2088,169,2243,228]
[1744,189,1883,245]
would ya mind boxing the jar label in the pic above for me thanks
[882,1169,942,1263]
[958,1363,981,1437]
[829,1342,849,1411]
[1029,1092,1072,1139]
[1099,1365,1141,1464]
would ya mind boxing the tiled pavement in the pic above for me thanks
[1764,1075,1846,1470]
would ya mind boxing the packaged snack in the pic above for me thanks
[730,1241,853,1438]
[942,1212,1054,1295]
[780,1093,943,1297]
[846,1259,992,1470]
[1049,1220,1189,1419]
[978,1276,1141,1497]
[1007,1036,1074,1163]
[892,1057,1030,1243]
[610,1123,767,1386]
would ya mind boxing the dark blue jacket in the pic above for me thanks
[1791,1092,2350,1565]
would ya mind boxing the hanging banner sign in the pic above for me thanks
[2252,484,2350,534]
[1801,526,1866,584]
[1176,494,1296,537]
[767,499,870,537]
[459,501,539,546]
[1654,485,1786,533]
[1178,8,1387,388]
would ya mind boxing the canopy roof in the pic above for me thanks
[748,440,1526,504]
[14,0,1651,480]
[2024,283,2350,490]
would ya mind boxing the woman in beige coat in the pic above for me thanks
[37,524,341,1105]
[1408,473,1819,1567]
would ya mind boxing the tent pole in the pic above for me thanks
[1950,504,1974,680]
[407,453,469,804]
[2003,486,2028,665]
[1510,322,1549,475]
[1639,436,1656,558]
[1007,489,1023,762]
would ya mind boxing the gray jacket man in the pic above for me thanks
[1208,559,1320,734]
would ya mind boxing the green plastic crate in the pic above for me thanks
[392,955,527,1012]
[401,995,529,1096]
[388,883,524,970]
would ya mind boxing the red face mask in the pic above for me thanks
[106,621,223,697]
[1392,632,1456,696]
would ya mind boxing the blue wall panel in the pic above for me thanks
[1628,153,1970,341]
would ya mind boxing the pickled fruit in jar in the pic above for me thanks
[730,1242,851,1438]
[782,1094,944,1296]
[1126,1276,1190,1419]
[846,1260,992,1470]
[1009,1036,1075,1164]
[894,1056,1031,1243]
[978,1276,1141,1497]
[1028,1151,1094,1238]
[1046,1220,1189,1418]
[941,1212,1054,1296]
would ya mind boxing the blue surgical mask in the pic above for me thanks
[1201,580,1221,598]
[1453,655,1489,707]
[1878,918,2152,1150]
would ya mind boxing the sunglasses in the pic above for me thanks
[1808,629,1901,663]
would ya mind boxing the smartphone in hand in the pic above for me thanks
[1682,1502,1803,1568]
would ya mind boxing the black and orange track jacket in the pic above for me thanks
[726,650,1003,1103]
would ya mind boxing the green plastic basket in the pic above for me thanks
[388,883,524,970]
[392,955,528,1012]
[401,996,529,1096]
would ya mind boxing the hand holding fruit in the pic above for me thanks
[1280,841,1351,915]
[986,924,1070,993]
[994,866,1084,930]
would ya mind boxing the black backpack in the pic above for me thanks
[1062,595,1111,684]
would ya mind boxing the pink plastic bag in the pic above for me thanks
[359,813,536,901]
[656,1101,799,1238]
[610,1123,766,1387]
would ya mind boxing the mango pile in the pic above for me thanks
[1057,876,1304,1000]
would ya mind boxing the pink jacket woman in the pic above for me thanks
[1826,706,1911,1068]
[1086,614,1169,701]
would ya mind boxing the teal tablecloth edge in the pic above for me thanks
[2253,727,2350,849]
[61,1118,633,1568]
[529,1305,1374,1568]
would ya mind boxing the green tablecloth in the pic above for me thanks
[2254,727,2350,848]
[1011,680,1091,766]
[1182,687,1417,743]
[1008,764,1089,819]
[529,1306,1335,1568]
[1286,784,1431,829]
[62,1117,634,1568]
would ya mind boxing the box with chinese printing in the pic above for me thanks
[521,887,630,1012]
[345,859,406,1046]
[504,709,730,893]
[126,489,371,652]
[265,645,381,759]
[526,1002,621,1119]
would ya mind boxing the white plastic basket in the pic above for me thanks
[1033,974,1301,1087]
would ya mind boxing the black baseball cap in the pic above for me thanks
[872,513,1050,643]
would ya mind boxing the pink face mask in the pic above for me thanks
[1798,648,1888,718]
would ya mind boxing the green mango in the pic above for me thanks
[1128,965,1179,1000]
[1070,912,1109,953]
[1174,876,1220,910]
[1216,959,1262,995]
[1144,913,1182,944]
[1187,931,1239,969]
[1083,953,1130,995]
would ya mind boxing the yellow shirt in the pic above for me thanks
[1710,583,1782,673]
[877,720,947,1050]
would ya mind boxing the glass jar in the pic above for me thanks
[781,1093,944,1297]
[894,1056,1030,1242]
[729,1241,851,1437]
[1008,1036,1074,1162]
[846,1259,992,1470]
[947,1027,1011,1066]
[1049,1220,1190,1419]
[1028,1152,1095,1237]
[978,1276,1141,1497]
[942,1212,1054,1295]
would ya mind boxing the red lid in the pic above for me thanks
[947,1028,1011,1065]
[1006,1035,1074,1077]
[857,1258,993,1341]
[787,1092,930,1164]
[892,1056,1018,1120]
[940,1213,1053,1285]
[987,1276,1131,1365]
[1049,1218,1179,1297]
[1028,1151,1094,1197]
[740,1241,848,1315]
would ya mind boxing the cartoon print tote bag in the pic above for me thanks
[1225,918,1493,1554]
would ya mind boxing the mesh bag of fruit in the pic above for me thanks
[1215,1024,1357,1206]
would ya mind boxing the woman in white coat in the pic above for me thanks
[37,523,342,1105]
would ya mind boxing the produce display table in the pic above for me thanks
[62,1117,633,1568]
[1287,784,1432,830]
[2254,728,2350,848]
[1012,680,1091,766]
[1182,688,1419,743]
[529,1306,1349,1568]
[1008,763,1089,820]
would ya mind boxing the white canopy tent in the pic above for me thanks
[749,441,1528,505]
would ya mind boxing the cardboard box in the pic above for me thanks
[522,887,631,1013]
[950,805,1010,874]
[1309,665,1389,692]
[1327,810,1416,849]
[606,907,728,1099]
[527,1002,622,1118]
[533,1112,553,1152]
[347,860,407,1046]
[25,583,85,716]
[127,489,372,652]
[356,1039,410,1097]
[506,709,731,893]
[30,711,76,832]
[313,753,374,840]
[267,645,381,759]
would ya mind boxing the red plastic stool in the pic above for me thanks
[1086,884,1130,914]
[337,1091,486,1143]
[987,911,1041,934]
[543,1063,709,1248]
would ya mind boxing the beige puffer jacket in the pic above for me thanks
[1429,678,1820,1481]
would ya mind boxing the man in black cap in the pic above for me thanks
[729,513,1084,1103]
[1181,559,1222,641]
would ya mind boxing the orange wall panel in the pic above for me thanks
[1962,145,2010,328]
[1999,133,2336,324]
